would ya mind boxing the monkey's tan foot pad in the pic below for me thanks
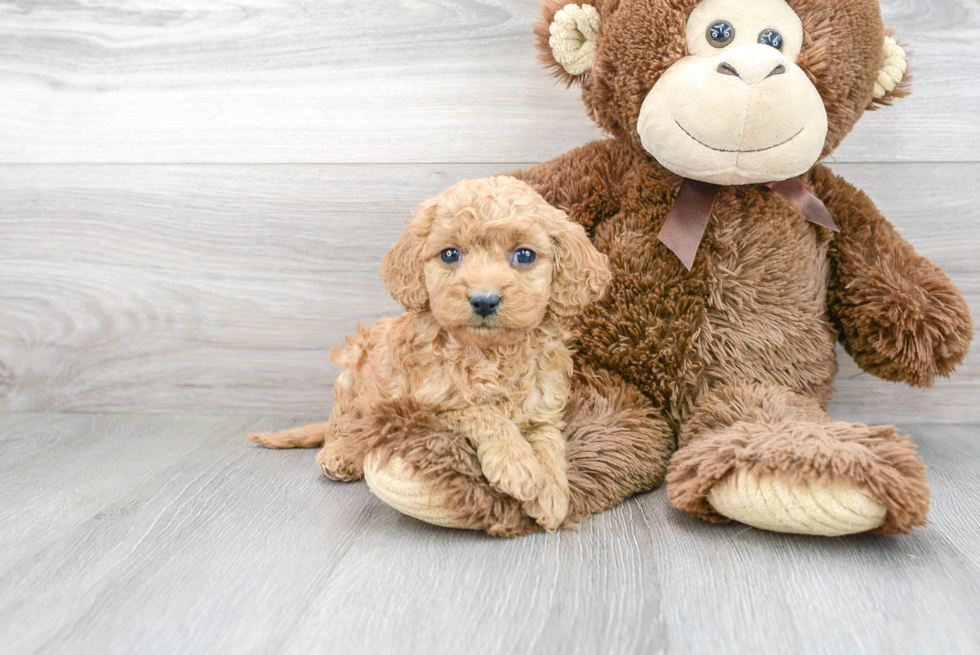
[706,469,887,536]
[363,452,477,530]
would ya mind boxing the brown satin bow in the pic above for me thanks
[657,175,839,271]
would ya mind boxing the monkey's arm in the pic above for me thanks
[810,165,973,387]
[508,139,632,231]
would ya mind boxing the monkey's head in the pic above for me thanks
[537,0,907,185]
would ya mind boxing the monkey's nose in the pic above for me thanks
[717,62,741,78]
[716,60,786,83]
[716,46,788,85]
[765,64,787,79]
[469,293,501,318]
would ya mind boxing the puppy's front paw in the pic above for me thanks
[524,478,570,532]
[316,442,362,481]
[479,443,545,502]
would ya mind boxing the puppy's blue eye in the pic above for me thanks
[440,248,461,264]
[513,248,536,266]
[758,29,782,49]
[707,21,735,47]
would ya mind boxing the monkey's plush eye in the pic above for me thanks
[440,248,461,264]
[513,248,537,266]
[706,21,735,47]
[758,29,783,50]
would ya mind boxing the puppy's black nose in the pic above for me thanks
[469,294,500,318]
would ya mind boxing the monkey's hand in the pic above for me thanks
[831,251,972,386]
[813,166,973,387]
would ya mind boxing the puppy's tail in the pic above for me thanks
[247,422,329,449]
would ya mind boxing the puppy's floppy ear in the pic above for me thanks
[381,200,436,312]
[549,219,611,317]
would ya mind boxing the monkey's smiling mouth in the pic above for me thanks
[675,121,805,154]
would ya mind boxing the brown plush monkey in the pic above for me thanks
[354,0,974,537]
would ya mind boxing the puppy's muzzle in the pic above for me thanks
[469,293,501,318]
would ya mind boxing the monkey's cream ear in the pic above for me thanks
[870,35,909,107]
[550,4,600,75]
[535,2,600,85]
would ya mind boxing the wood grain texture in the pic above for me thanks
[0,413,978,654]
[1,162,977,420]
[0,0,977,164]
[0,163,494,414]
[2,2,977,652]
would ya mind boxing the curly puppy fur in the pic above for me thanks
[343,366,673,537]
[250,176,614,532]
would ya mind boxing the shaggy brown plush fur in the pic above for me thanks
[813,166,974,387]
[386,0,969,535]
[337,366,673,537]
[535,0,904,156]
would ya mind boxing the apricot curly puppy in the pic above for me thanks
[248,176,611,531]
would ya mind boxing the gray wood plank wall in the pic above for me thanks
[1,0,978,421]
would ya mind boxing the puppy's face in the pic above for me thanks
[423,213,555,346]
[381,176,612,348]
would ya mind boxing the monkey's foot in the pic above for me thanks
[705,469,886,536]
[363,452,476,530]
[668,419,929,535]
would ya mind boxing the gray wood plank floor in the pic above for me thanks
[1,413,978,655]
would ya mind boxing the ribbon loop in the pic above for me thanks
[766,177,839,232]
[657,179,719,271]
[657,175,838,271]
